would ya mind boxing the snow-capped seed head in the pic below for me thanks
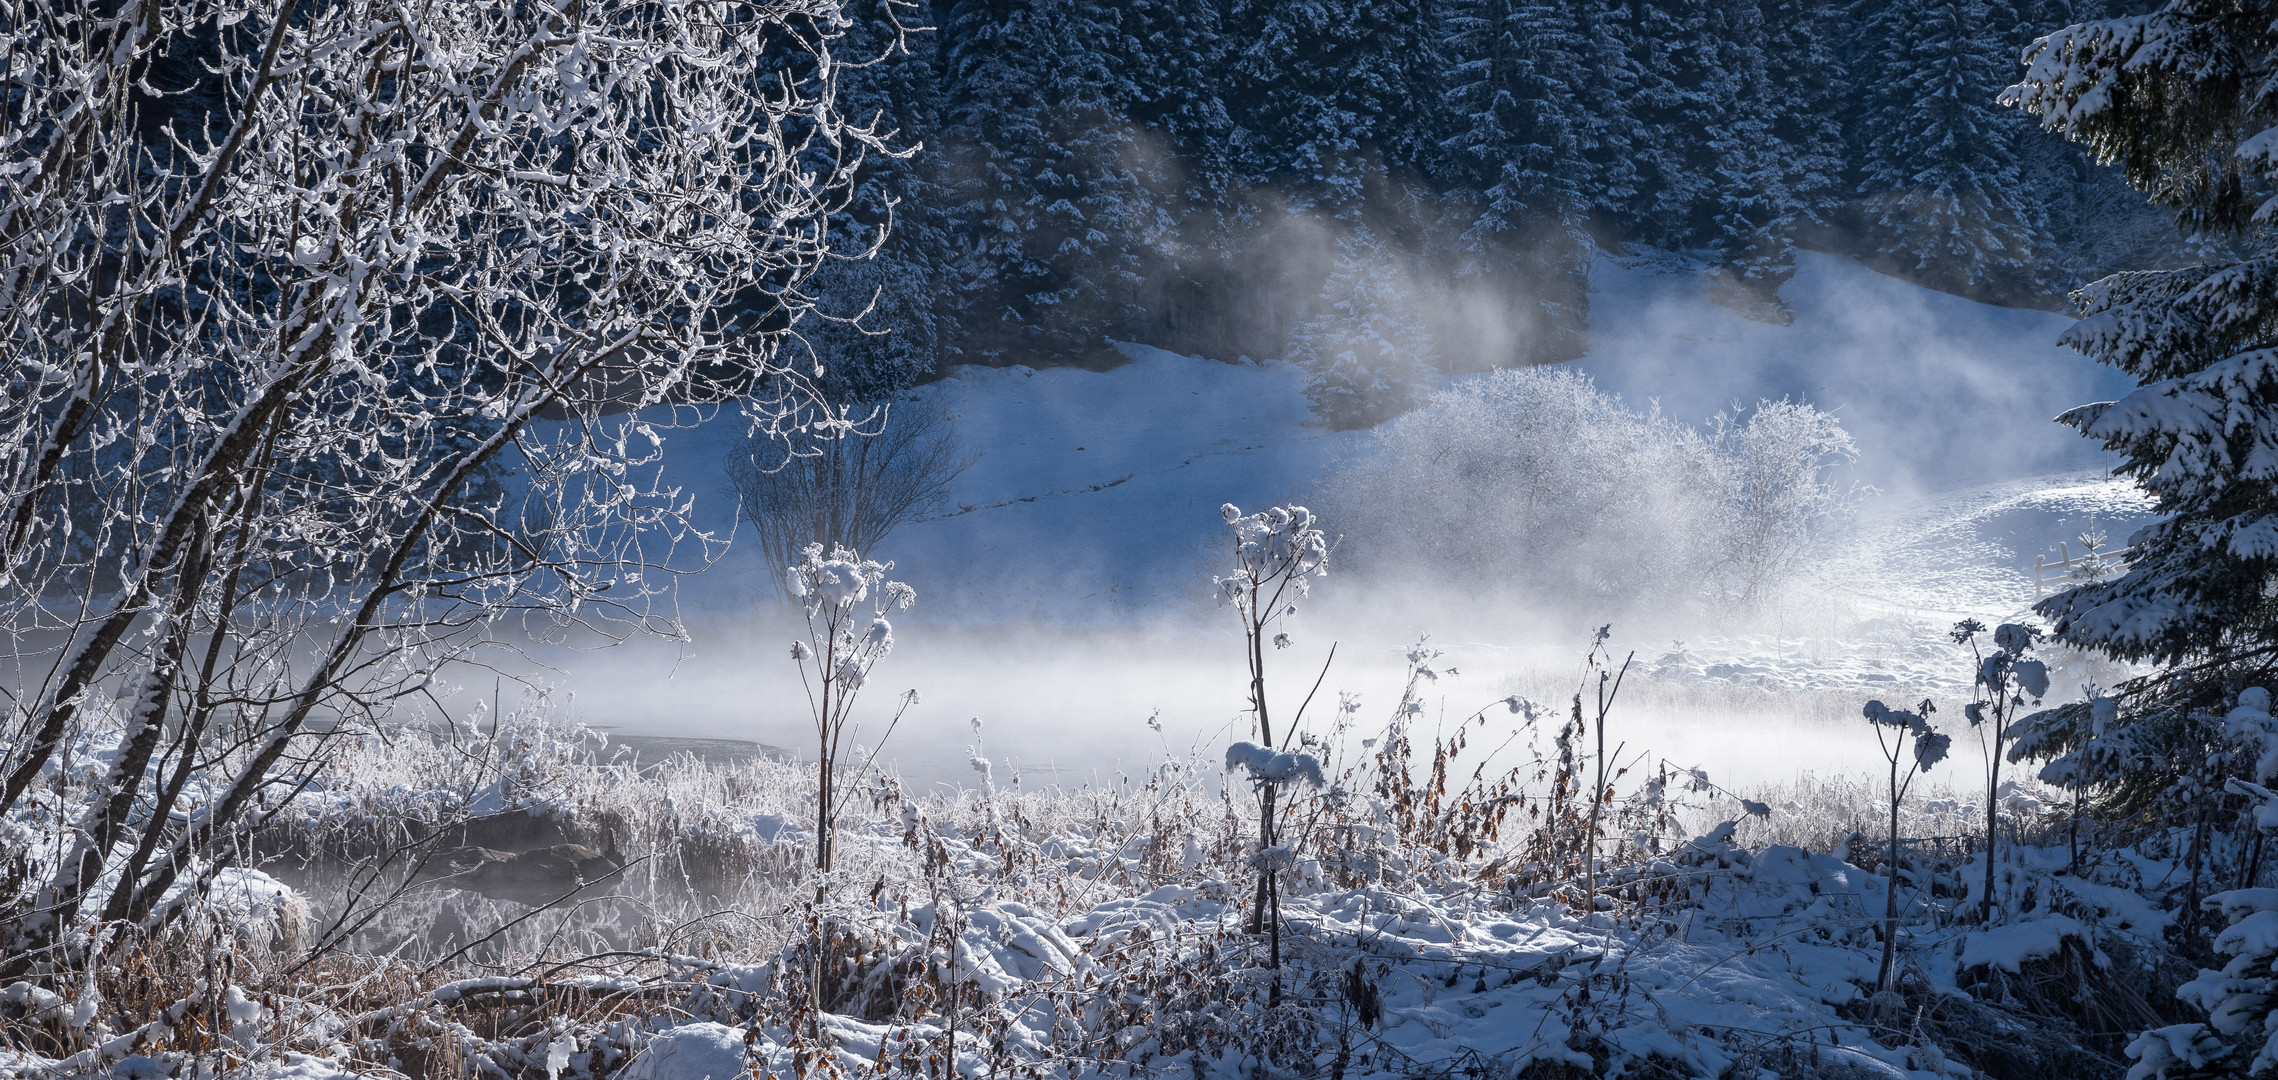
[1221,503,1242,524]
[969,716,983,734]
[809,559,869,606]
[1964,702,1986,725]
[1914,731,1952,771]
[791,640,812,662]
[1273,632,1292,650]
[1950,618,1987,645]
[867,617,892,647]
[1146,708,1162,733]
[1741,798,1772,818]
[2013,658,2050,700]
[787,567,808,598]
[1993,623,2036,654]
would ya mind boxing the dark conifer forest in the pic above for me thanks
[812,0,2186,421]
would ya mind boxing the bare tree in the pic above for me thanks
[0,0,870,982]
[727,394,969,599]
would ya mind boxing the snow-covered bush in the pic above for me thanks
[0,0,860,985]
[1323,368,1854,611]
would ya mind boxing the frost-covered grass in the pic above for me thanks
[0,683,2206,1080]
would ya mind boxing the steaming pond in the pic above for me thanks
[546,620,1948,799]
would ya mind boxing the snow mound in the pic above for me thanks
[621,1023,748,1080]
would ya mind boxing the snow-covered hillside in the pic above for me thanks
[658,251,2133,625]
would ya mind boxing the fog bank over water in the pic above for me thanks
[520,253,2145,794]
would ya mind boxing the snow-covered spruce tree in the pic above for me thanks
[1612,0,1733,250]
[940,0,1155,363]
[1435,0,1592,364]
[1704,0,1818,316]
[1214,503,1330,974]
[1851,0,2041,298]
[1568,0,1651,230]
[2005,0,2278,673]
[1123,0,1242,301]
[2001,0,2278,942]
[1759,0,1850,240]
[1289,226,1441,429]
[0,0,855,981]
[1222,0,1440,217]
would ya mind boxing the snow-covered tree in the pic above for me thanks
[1223,0,1440,215]
[0,0,857,978]
[2004,0,2278,726]
[1288,227,1441,429]
[2002,12,2278,1015]
[1617,0,1733,247]
[942,0,1156,362]
[800,0,955,400]
[1436,0,1593,363]
[1853,0,2041,297]
[1569,0,1652,226]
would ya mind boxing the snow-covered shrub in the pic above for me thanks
[1323,368,1853,611]
[1708,399,1861,605]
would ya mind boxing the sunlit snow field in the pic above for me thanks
[534,251,2153,795]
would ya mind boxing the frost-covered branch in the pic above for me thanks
[0,0,863,979]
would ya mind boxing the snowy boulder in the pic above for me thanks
[957,903,1086,991]
[1959,916,2091,974]
[621,1023,748,1080]
[159,868,309,955]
